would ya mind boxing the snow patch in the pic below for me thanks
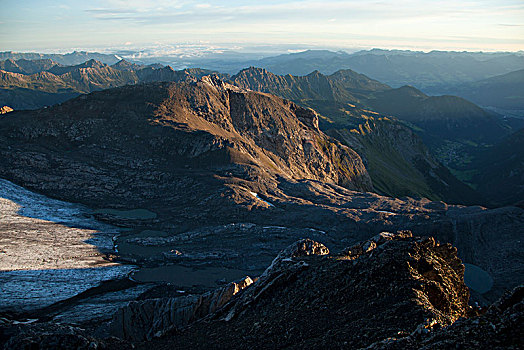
[376,210,396,215]
[249,191,275,207]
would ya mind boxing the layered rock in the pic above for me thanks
[367,285,524,349]
[131,233,486,348]
[110,276,254,341]
[0,105,12,114]
[0,79,371,213]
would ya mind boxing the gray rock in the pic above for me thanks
[109,276,253,341]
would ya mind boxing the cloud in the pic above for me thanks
[86,8,138,15]
[83,0,524,26]
[6,0,523,52]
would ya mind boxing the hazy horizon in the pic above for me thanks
[2,0,523,53]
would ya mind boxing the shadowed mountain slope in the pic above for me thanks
[3,235,522,349]
[0,78,371,212]
[110,233,518,349]
[231,67,510,145]
[440,68,524,111]
[473,128,524,207]
[0,78,522,304]
[2,63,519,205]
[231,68,484,204]
[315,101,482,204]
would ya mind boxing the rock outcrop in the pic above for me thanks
[110,276,254,341]
[0,105,12,114]
[367,284,524,349]
[230,67,520,206]
[2,322,107,350]
[0,79,522,303]
[2,235,521,349]
[129,233,499,349]
[0,79,372,214]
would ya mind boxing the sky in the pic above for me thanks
[1,0,523,53]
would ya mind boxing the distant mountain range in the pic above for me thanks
[0,51,121,66]
[3,49,523,87]
[251,49,524,89]
[435,68,524,111]
[3,48,523,112]
[1,57,522,206]
[0,59,222,109]
[245,50,524,113]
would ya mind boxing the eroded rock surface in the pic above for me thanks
[367,285,524,349]
[2,235,521,349]
[0,106,13,114]
[0,80,521,303]
[110,276,254,341]
[138,233,494,349]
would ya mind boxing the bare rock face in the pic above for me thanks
[268,238,330,263]
[367,284,524,349]
[0,77,521,304]
[0,79,372,217]
[104,239,333,344]
[2,235,521,349]
[131,233,480,349]
[2,322,107,350]
[109,276,254,341]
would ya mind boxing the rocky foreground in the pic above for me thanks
[1,232,522,349]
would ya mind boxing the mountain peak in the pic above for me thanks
[79,59,106,68]
[237,66,273,76]
[111,59,144,71]
[306,69,322,77]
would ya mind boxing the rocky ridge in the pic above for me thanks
[0,59,225,110]
[5,233,520,349]
[2,60,519,205]
[0,78,522,304]
[155,232,473,349]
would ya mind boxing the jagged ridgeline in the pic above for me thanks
[0,72,523,349]
[230,67,487,204]
[0,59,222,110]
[0,59,496,205]
[1,76,521,302]
[0,76,371,215]
[4,234,523,348]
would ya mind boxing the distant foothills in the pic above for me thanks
[1,49,523,208]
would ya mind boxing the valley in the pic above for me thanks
[4,58,523,206]
[0,51,522,349]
